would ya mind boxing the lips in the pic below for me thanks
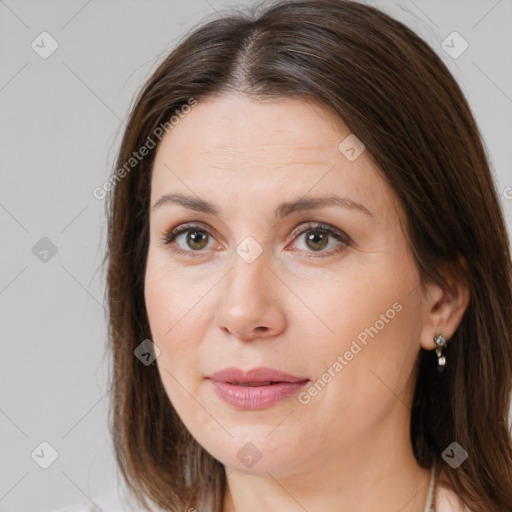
[206,367,309,410]
[207,367,308,385]
[235,381,273,386]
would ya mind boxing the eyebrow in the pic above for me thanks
[151,193,373,218]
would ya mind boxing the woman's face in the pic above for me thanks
[144,93,430,478]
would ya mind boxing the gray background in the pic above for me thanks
[1,0,511,510]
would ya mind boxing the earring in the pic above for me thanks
[434,333,447,373]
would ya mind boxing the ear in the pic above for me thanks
[419,256,471,350]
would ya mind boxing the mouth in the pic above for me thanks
[227,381,279,386]
[206,367,309,410]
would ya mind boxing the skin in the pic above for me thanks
[144,93,470,512]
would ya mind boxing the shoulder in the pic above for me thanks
[50,487,151,512]
[51,506,100,512]
[436,483,474,512]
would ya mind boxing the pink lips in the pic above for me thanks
[206,367,309,410]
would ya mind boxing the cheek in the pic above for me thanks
[144,250,206,343]
[144,262,195,386]
[290,265,402,354]
[292,253,422,405]
[145,278,203,431]
[145,266,224,453]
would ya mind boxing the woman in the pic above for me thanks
[71,0,512,511]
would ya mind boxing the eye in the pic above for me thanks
[288,222,351,258]
[161,223,217,258]
[160,222,351,258]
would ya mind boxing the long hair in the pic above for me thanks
[103,1,512,510]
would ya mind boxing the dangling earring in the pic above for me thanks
[434,333,447,373]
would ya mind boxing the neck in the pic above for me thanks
[222,413,431,512]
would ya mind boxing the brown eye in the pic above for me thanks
[290,223,351,257]
[163,224,215,257]
[304,230,329,251]
[162,222,351,259]
[185,229,209,250]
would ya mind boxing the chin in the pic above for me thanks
[196,429,312,478]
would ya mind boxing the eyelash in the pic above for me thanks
[160,222,351,259]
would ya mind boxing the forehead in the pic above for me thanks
[154,94,349,169]
[149,93,395,221]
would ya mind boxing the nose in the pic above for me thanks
[214,246,287,342]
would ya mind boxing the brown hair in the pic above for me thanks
[103,1,512,510]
